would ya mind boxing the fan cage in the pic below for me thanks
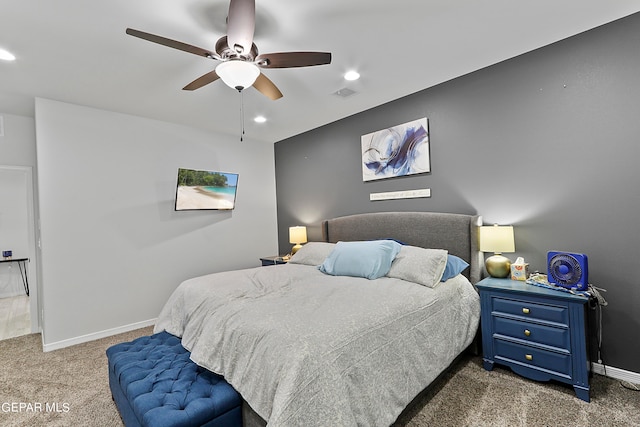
[549,255,582,285]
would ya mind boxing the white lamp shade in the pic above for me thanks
[216,60,260,90]
[479,225,515,253]
[289,226,308,244]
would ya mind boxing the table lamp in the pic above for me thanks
[479,224,515,278]
[289,226,307,255]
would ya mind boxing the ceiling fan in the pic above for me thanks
[126,0,332,100]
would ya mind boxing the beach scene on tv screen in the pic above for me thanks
[175,169,238,210]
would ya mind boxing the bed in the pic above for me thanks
[154,211,482,427]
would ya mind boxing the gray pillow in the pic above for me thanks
[288,242,336,266]
[387,246,448,288]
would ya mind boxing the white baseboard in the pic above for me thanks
[42,318,156,352]
[592,362,640,384]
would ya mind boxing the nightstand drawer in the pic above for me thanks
[493,316,570,350]
[493,297,568,325]
[494,339,572,377]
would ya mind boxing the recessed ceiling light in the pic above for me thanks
[344,70,360,81]
[254,115,267,123]
[0,48,16,61]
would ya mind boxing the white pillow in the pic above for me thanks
[288,242,336,266]
[386,246,448,288]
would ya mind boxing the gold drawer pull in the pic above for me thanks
[525,354,533,361]
[522,308,530,314]
[524,329,531,337]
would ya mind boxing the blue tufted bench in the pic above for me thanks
[106,331,242,427]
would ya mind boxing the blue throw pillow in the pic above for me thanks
[319,240,402,280]
[441,255,469,281]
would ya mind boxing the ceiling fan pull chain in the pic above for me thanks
[239,89,245,142]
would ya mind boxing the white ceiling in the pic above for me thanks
[1,1,639,143]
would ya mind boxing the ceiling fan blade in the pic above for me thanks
[126,28,216,59]
[256,52,332,68]
[227,0,255,56]
[183,70,220,91]
[253,73,283,100]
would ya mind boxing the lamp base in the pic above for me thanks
[291,244,303,255]
[485,254,512,278]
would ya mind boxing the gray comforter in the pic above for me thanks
[154,263,480,427]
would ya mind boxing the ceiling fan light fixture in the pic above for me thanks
[344,70,360,81]
[216,60,260,91]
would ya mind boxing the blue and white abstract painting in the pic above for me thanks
[361,118,430,182]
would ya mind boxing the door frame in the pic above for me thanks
[0,165,39,333]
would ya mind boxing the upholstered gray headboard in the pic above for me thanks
[321,211,483,284]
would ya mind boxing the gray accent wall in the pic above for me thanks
[275,13,640,373]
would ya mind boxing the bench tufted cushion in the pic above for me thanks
[107,331,242,427]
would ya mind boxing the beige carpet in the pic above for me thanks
[0,327,153,427]
[1,328,639,427]
[394,357,640,427]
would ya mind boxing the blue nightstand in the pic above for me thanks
[476,277,591,402]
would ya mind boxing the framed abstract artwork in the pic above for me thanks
[361,118,430,182]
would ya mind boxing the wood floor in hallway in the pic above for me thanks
[0,295,30,340]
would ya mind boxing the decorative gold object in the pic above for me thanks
[485,254,512,278]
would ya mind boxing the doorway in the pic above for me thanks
[0,166,38,340]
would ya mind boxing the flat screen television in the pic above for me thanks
[175,168,239,211]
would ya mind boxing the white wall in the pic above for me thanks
[0,113,37,166]
[35,98,278,349]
